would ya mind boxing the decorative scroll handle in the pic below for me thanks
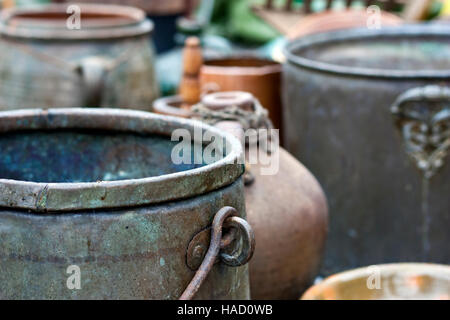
[391,85,450,178]
[179,206,255,300]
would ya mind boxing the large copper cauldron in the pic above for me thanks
[0,108,253,300]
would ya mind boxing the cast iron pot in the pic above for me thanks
[0,4,159,110]
[0,108,253,300]
[284,25,450,275]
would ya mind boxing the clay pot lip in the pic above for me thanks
[0,4,153,40]
[0,108,244,213]
[301,263,450,300]
[202,55,282,77]
[153,95,192,118]
[285,25,450,80]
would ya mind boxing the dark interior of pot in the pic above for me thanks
[296,36,450,71]
[0,130,208,183]
[6,7,141,29]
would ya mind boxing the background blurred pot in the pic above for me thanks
[50,0,190,53]
[0,4,159,110]
[287,9,403,40]
[200,56,283,132]
[302,263,450,300]
[154,92,329,300]
[284,25,450,275]
[0,108,252,300]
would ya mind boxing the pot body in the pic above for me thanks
[245,147,328,299]
[0,5,159,110]
[0,180,248,300]
[0,108,249,300]
[283,27,450,275]
[200,58,283,131]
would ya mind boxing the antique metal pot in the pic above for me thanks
[284,25,450,275]
[154,92,329,300]
[0,4,159,110]
[302,263,450,300]
[0,108,254,300]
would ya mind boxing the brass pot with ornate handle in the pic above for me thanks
[391,85,450,179]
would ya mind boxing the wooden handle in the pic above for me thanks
[179,36,203,108]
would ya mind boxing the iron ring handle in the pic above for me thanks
[220,216,255,267]
[179,206,255,300]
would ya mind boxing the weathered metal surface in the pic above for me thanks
[284,25,450,275]
[302,263,450,300]
[0,108,250,300]
[0,4,159,110]
[153,93,329,299]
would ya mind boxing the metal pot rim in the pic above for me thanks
[0,4,153,40]
[285,25,450,80]
[0,108,244,213]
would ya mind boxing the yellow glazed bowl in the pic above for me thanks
[302,263,450,300]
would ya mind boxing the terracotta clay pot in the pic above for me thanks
[153,92,329,299]
[287,9,403,40]
[302,263,450,300]
[200,57,283,132]
[245,145,328,299]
